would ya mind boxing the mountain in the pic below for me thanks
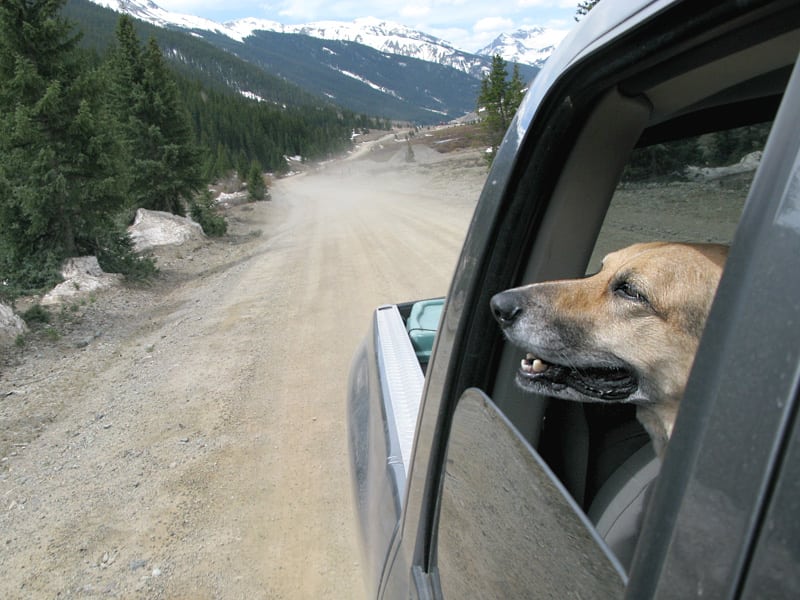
[81,0,554,123]
[89,1,548,77]
[477,27,569,69]
[87,0,245,39]
[79,1,487,123]
[62,0,381,175]
[198,28,483,123]
[228,17,495,79]
[65,0,326,109]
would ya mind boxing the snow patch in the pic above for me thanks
[331,67,403,99]
[90,0,247,42]
[240,90,264,102]
[215,191,249,208]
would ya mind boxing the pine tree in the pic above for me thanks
[247,161,267,201]
[105,15,143,120]
[477,55,526,164]
[106,21,204,215]
[0,0,128,294]
[508,63,526,113]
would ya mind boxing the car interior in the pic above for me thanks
[484,12,800,572]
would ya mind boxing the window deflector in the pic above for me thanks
[434,388,626,598]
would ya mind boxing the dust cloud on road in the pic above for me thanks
[0,135,486,599]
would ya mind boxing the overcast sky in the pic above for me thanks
[153,0,579,52]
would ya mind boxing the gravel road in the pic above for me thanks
[0,135,486,599]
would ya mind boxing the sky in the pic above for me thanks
[152,0,580,52]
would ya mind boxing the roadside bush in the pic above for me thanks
[95,230,158,282]
[0,253,63,302]
[189,191,228,237]
[22,304,51,325]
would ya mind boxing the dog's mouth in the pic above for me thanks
[518,353,638,401]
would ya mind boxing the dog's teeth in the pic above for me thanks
[532,359,548,373]
[521,354,548,374]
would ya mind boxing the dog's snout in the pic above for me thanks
[491,291,523,326]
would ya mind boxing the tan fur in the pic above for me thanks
[491,242,728,456]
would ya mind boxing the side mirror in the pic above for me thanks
[434,388,626,597]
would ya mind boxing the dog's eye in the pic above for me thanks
[613,281,648,304]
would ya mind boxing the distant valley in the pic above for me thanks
[74,0,566,124]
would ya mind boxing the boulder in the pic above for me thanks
[686,151,762,181]
[41,256,122,306]
[128,208,205,252]
[0,301,27,347]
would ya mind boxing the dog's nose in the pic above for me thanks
[491,291,522,326]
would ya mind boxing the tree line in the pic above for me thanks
[0,0,383,300]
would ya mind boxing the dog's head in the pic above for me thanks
[491,242,727,445]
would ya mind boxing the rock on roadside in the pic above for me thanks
[128,208,205,252]
[0,301,27,346]
[40,256,122,306]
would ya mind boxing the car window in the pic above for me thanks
[481,95,777,574]
[432,117,778,596]
[423,7,799,596]
[548,125,767,565]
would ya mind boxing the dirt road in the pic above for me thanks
[0,138,486,598]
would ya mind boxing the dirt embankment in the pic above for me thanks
[0,132,487,599]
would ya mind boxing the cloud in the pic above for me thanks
[275,0,326,20]
[158,0,253,14]
[400,4,431,19]
[473,16,514,33]
[426,25,471,48]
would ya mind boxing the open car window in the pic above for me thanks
[480,122,768,577]
[428,5,800,591]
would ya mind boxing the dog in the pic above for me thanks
[490,242,728,456]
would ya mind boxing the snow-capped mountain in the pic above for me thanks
[227,17,489,78]
[89,1,561,75]
[477,26,570,69]
[84,0,564,123]
[89,0,247,41]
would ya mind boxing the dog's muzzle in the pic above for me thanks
[490,288,639,402]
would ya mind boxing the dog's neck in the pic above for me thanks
[636,402,678,458]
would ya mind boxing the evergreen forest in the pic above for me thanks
[0,0,385,300]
